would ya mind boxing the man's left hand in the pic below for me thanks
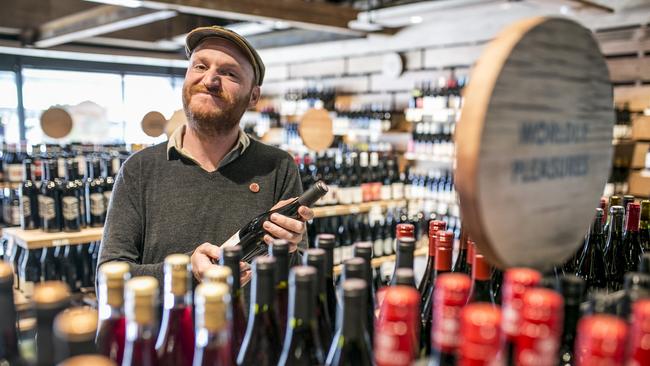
[262,198,314,253]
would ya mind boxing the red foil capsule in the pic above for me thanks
[574,314,628,366]
[432,273,471,354]
[396,223,415,240]
[428,221,447,257]
[628,299,650,365]
[459,303,502,366]
[516,288,564,366]
[374,286,420,366]
[502,268,542,340]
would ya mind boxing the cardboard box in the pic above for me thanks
[632,115,650,141]
[628,170,650,198]
[631,142,650,169]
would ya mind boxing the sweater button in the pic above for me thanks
[249,183,260,193]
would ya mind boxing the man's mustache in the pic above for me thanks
[190,85,224,98]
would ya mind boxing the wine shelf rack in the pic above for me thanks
[3,227,104,250]
[312,199,407,218]
[333,245,428,275]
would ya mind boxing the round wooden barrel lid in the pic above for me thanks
[141,111,166,137]
[455,17,614,270]
[165,109,187,137]
[40,107,73,139]
[299,108,334,152]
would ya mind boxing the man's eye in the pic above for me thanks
[194,64,207,71]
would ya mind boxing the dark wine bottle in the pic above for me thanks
[73,160,87,229]
[62,160,81,232]
[122,276,159,366]
[237,256,282,366]
[467,253,496,304]
[418,221,446,309]
[641,253,650,274]
[429,273,471,366]
[86,158,105,228]
[576,208,607,291]
[374,286,420,366]
[622,195,635,216]
[40,160,62,232]
[269,239,290,340]
[389,237,416,286]
[0,263,21,365]
[18,247,41,297]
[102,156,115,206]
[62,245,80,292]
[557,275,585,366]
[624,202,643,274]
[641,200,649,251]
[394,268,416,287]
[219,246,246,363]
[352,241,375,343]
[325,279,373,366]
[96,261,129,365]
[20,158,39,230]
[40,247,59,281]
[53,306,99,363]
[603,195,621,234]
[78,244,94,288]
[502,268,541,365]
[278,266,324,366]
[303,248,333,353]
[458,303,502,365]
[34,281,71,366]
[604,205,625,291]
[315,233,338,332]
[223,181,328,262]
[192,283,232,366]
[453,235,469,275]
[155,254,195,366]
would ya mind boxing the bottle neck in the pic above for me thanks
[341,295,366,341]
[608,213,624,236]
[222,257,241,293]
[252,272,275,308]
[396,247,414,269]
[289,282,314,329]
[99,285,124,320]
[435,247,452,272]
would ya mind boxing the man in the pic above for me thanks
[97,26,313,286]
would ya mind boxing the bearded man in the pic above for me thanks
[97,26,313,286]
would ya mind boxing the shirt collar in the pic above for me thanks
[166,124,250,167]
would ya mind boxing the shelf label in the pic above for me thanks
[53,239,70,246]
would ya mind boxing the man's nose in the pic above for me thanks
[202,70,221,90]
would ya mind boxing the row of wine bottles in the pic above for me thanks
[409,74,465,112]
[408,121,455,159]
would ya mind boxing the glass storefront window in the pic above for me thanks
[0,71,19,144]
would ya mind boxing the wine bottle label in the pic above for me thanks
[380,185,392,201]
[222,231,241,248]
[38,195,56,220]
[7,164,23,183]
[353,187,363,204]
[391,183,404,200]
[339,188,351,205]
[373,239,384,258]
[383,237,393,256]
[20,196,30,218]
[404,184,413,200]
[326,185,339,205]
[361,183,373,202]
[103,191,112,206]
[90,193,106,216]
[11,204,20,226]
[433,302,462,353]
[63,196,80,220]
[371,182,382,201]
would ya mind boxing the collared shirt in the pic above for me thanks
[166,124,250,169]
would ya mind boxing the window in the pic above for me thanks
[0,71,19,143]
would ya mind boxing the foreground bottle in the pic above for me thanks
[237,257,281,366]
[278,266,324,366]
[516,288,564,366]
[303,248,333,352]
[0,262,21,365]
[389,236,416,285]
[458,303,502,366]
[219,246,246,361]
[353,241,376,343]
[223,181,328,262]
[53,306,99,363]
[467,253,496,304]
[122,276,159,366]
[326,279,373,366]
[374,286,420,366]
[628,299,650,364]
[269,240,290,340]
[96,262,130,364]
[34,281,71,366]
[574,314,628,366]
[202,265,232,285]
[315,233,338,331]
[58,355,115,366]
[156,254,195,366]
[192,283,232,366]
[557,275,585,366]
[501,268,541,364]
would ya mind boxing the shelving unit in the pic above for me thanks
[3,227,104,249]
[313,199,407,218]
[404,152,454,165]
[333,245,428,275]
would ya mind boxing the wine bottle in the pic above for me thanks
[102,157,115,206]
[573,315,628,365]
[502,268,541,365]
[604,206,625,291]
[374,286,420,366]
[353,242,375,342]
[557,275,585,366]
[628,299,650,364]
[624,202,643,273]
[393,268,416,287]
[62,160,81,232]
[96,261,130,364]
[452,234,469,275]
[622,194,635,216]
[278,266,324,366]
[315,233,338,332]
[269,240,290,340]
[576,208,607,291]
[122,276,159,366]
[604,195,621,234]
[156,254,195,366]
[458,303,502,366]
[34,281,71,366]
[641,200,649,251]
[62,245,80,292]
[466,239,475,276]
[389,237,416,285]
[467,253,496,304]
[325,279,373,366]
[73,160,87,229]
[40,160,62,232]
[516,289,564,366]
[303,248,333,353]
[418,221,446,308]
[641,253,650,274]
[53,307,99,363]
[429,273,471,366]
[9,244,22,291]
[202,265,232,285]
[18,247,41,297]
[20,158,39,230]
[237,257,282,366]
[192,283,232,366]
[41,247,59,281]
[219,246,246,363]
[223,181,328,262]
[86,158,106,228]
[0,263,21,365]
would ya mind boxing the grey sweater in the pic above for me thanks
[97,138,304,286]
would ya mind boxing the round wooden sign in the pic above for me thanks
[141,111,167,137]
[455,17,614,270]
[40,107,73,139]
[299,108,334,152]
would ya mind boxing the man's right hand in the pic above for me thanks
[191,242,222,281]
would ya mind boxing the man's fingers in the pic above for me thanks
[197,242,222,260]
[263,221,301,243]
[240,270,252,287]
[269,213,304,233]
[298,206,314,221]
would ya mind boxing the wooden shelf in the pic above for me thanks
[313,200,407,218]
[404,152,455,165]
[3,227,104,249]
[333,245,428,275]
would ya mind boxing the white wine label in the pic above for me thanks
[380,185,392,201]
[7,164,23,183]
[62,196,80,221]
[383,238,393,256]
[373,239,384,258]
[391,183,404,200]
[222,231,241,247]
[90,193,106,216]
[20,196,31,218]
[338,188,351,205]
[352,187,363,204]
[38,195,56,220]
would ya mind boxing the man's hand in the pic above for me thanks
[262,198,314,253]
[191,243,222,281]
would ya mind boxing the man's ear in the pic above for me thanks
[248,86,261,108]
